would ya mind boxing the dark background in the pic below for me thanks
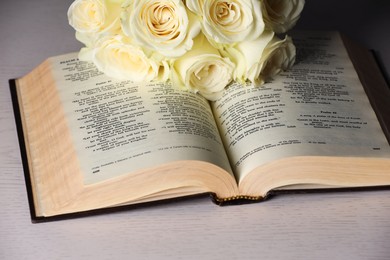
[296,0,390,80]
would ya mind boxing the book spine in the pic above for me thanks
[210,194,264,206]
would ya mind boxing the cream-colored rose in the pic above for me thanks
[171,34,234,101]
[87,35,168,82]
[262,0,305,33]
[121,0,201,58]
[221,30,274,84]
[187,0,265,45]
[259,35,296,84]
[68,0,121,34]
[222,31,295,86]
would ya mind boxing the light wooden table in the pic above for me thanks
[1,0,390,259]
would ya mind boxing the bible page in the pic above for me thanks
[49,53,233,184]
[212,31,390,182]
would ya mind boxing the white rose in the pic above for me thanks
[121,0,201,58]
[86,35,168,82]
[259,35,296,84]
[222,31,295,86]
[262,0,305,33]
[171,34,234,101]
[221,30,274,84]
[68,0,121,34]
[187,0,265,45]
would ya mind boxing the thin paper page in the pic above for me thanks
[49,53,233,184]
[212,31,390,182]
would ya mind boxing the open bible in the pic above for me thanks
[10,31,390,221]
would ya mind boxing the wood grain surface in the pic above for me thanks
[1,0,390,259]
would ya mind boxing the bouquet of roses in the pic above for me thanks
[68,0,305,100]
